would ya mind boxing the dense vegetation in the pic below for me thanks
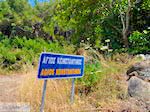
[0,34,74,71]
[0,0,149,90]
[0,0,150,51]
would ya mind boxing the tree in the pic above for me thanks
[0,0,54,40]
[0,0,34,37]
[50,0,111,46]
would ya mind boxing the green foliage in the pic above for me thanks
[51,0,110,45]
[0,35,73,72]
[142,0,150,10]
[129,31,150,54]
[0,0,33,24]
[1,0,150,54]
[77,60,101,87]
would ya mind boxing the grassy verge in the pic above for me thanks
[19,54,138,111]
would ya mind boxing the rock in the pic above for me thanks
[128,76,150,100]
[126,60,150,111]
[128,76,150,111]
[126,60,150,82]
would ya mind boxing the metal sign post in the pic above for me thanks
[38,52,84,112]
[40,80,47,112]
[70,78,75,103]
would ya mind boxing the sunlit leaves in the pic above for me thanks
[142,0,150,10]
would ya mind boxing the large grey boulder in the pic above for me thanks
[126,60,150,111]
[128,76,150,100]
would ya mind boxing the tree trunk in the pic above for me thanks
[123,31,129,48]
[120,0,131,48]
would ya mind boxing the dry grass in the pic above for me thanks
[19,71,94,112]
[85,54,140,111]
[19,54,139,112]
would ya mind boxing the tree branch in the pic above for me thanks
[120,10,126,33]
[125,0,131,32]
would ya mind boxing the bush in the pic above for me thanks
[129,31,150,54]
[0,36,75,73]
[74,60,103,96]
[77,60,101,88]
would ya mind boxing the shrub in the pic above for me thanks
[82,61,101,86]
[0,36,75,73]
[129,31,150,54]
[77,60,102,91]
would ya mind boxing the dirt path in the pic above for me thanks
[0,75,25,102]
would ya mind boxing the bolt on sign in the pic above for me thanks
[38,52,84,79]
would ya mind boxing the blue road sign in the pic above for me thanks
[38,52,84,79]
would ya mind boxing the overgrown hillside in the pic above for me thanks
[0,0,150,111]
